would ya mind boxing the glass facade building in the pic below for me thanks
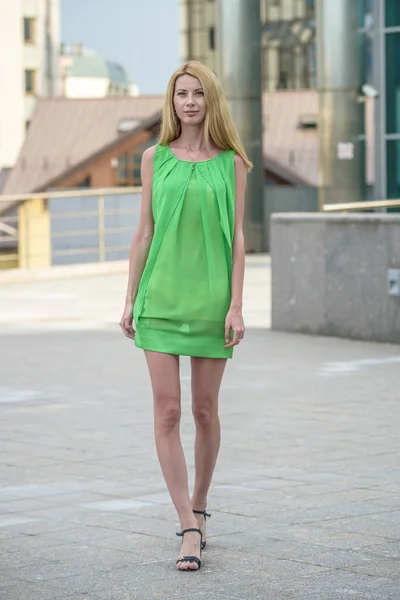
[370,0,400,200]
[383,0,400,198]
[181,0,400,202]
[180,0,317,92]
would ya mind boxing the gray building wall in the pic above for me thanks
[270,213,400,344]
[264,186,318,250]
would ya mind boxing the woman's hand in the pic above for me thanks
[224,307,245,348]
[119,301,135,340]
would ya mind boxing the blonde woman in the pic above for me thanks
[120,61,251,571]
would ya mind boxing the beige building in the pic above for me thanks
[180,0,316,91]
[0,0,60,171]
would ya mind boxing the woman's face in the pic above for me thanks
[173,75,206,126]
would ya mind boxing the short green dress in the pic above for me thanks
[134,143,236,359]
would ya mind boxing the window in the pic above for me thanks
[209,27,215,50]
[386,0,400,27]
[305,0,315,16]
[385,32,400,134]
[116,153,140,186]
[25,70,36,94]
[24,17,36,43]
[386,140,400,199]
[298,114,318,130]
[116,139,158,187]
[77,176,91,188]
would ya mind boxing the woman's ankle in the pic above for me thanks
[191,495,208,511]
[180,517,199,531]
[178,507,199,530]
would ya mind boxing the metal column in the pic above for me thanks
[317,0,364,208]
[216,0,264,252]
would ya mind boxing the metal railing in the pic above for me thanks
[0,204,18,265]
[322,198,400,212]
[2,185,399,270]
[0,186,142,269]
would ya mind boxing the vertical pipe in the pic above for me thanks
[216,0,264,252]
[45,0,53,97]
[98,195,105,262]
[186,0,193,59]
[317,0,364,208]
[25,200,30,269]
[179,0,187,63]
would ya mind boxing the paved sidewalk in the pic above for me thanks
[1,258,400,599]
[0,255,270,331]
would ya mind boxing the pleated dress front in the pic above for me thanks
[134,143,236,359]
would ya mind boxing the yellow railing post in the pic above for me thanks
[17,197,51,268]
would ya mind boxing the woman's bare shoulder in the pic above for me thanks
[233,153,246,170]
[142,144,158,164]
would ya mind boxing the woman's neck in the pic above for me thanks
[176,125,206,150]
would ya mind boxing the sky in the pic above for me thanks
[61,0,180,95]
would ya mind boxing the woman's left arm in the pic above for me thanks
[224,154,247,348]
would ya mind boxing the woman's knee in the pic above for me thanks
[192,394,218,429]
[154,393,181,431]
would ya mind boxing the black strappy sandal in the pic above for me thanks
[176,527,202,571]
[193,509,211,550]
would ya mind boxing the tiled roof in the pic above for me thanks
[263,90,374,187]
[2,89,373,197]
[0,168,11,193]
[263,89,318,186]
[3,96,165,195]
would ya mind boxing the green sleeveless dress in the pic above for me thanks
[134,143,236,359]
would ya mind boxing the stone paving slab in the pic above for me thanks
[1,262,400,599]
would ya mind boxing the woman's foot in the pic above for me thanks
[176,526,202,571]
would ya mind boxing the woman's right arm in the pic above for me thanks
[120,145,156,339]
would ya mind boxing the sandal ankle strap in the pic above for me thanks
[176,527,203,540]
[193,509,211,519]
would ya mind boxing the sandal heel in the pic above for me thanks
[193,508,211,550]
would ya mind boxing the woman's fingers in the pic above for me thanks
[224,326,245,348]
[224,328,236,348]
[224,323,231,344]
[120,318,135,340]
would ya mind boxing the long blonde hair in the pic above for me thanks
[158,61,253,172]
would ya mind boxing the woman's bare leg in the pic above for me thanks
[145,350,200,570]
[190,357,227,541]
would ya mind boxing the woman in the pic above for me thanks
[120,61,251,571]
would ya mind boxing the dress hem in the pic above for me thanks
[134,329,233,359]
